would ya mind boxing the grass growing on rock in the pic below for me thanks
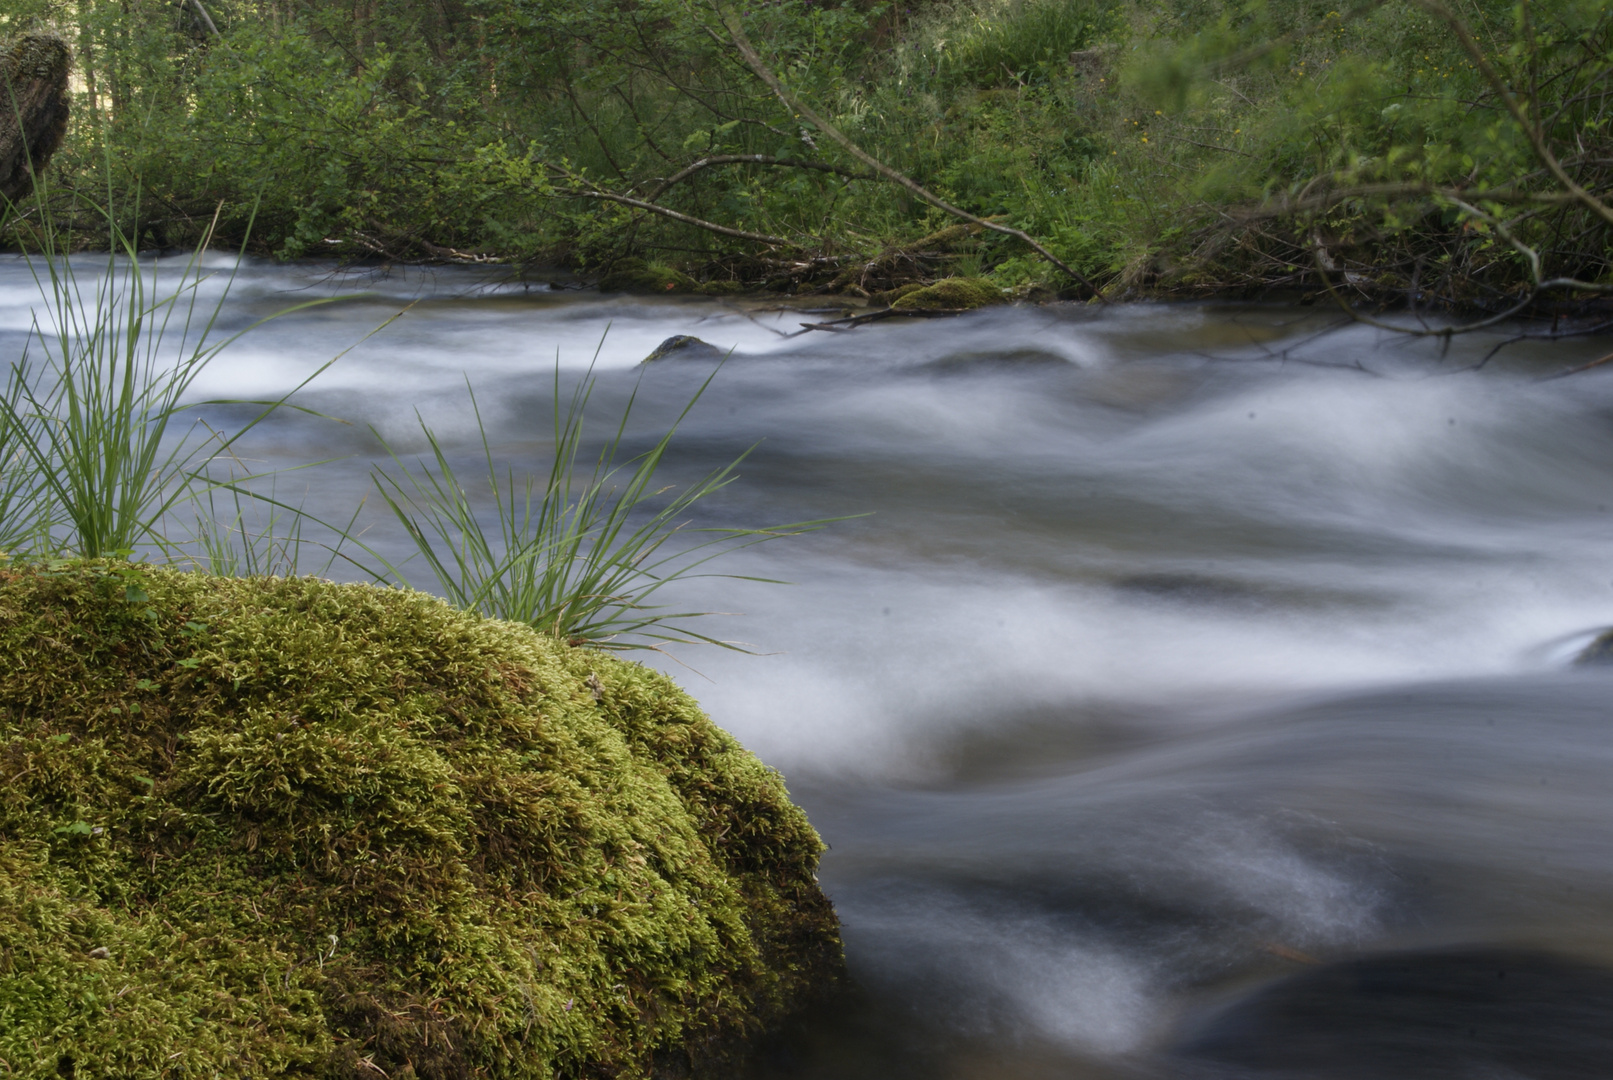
[0,561,840,1080]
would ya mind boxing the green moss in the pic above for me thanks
[889,277,1005,311]
[0,563,840,1079]
[873,282,927,306]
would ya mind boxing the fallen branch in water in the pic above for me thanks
[787,306,984,337]
[1540,348,1613,380]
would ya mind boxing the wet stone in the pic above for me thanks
[1572,629,1613,666]
[641,335,724,364]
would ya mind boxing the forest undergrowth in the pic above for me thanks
[4,0,1613,322]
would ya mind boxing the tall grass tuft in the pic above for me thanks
[0,197,333,560]
[368,366,832,651]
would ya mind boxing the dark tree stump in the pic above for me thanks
[0,31,71,205]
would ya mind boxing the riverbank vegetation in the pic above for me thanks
[3,0,1612,314]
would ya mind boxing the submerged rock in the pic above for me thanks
[0,31,72,204]
[641,335,724,364]
[1573,629,1613,666]
[0,563,840,1078]
[890,277,1005,312]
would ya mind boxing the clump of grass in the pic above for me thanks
[0,360,50,555]
[367,365,834,651]
[920,0,1124,87]
[0,193,333,561]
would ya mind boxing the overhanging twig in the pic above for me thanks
[1415,0,1613,229]
[566,187,791,247]
[718,5,1106,301]
[643,154,875,203]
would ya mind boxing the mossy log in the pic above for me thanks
[0,563,841,1079]
[0,31,71,205]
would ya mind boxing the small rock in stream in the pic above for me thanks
[1572,629,1613,666]
[640,335,724,364]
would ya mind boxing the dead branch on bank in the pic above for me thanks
[824,223,986,294]
[716,4,1107,301]
[641,154,874,202]
[567,185,793,247]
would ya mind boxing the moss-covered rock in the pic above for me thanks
[889,277,1005,311]
[1575,629,1613,666]
[872,282,927,307]
[0,563,839,1079]
[640,336,724,364]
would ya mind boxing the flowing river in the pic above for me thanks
[6,256,1613,1079]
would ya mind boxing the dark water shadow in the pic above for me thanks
[1173,945,1613,1080]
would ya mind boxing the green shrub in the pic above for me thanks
[923,0,1126,88]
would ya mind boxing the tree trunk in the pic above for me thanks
[0,31,72,205]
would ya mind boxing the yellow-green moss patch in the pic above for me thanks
[890,277,1005,311]
[0,563,840,1079]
